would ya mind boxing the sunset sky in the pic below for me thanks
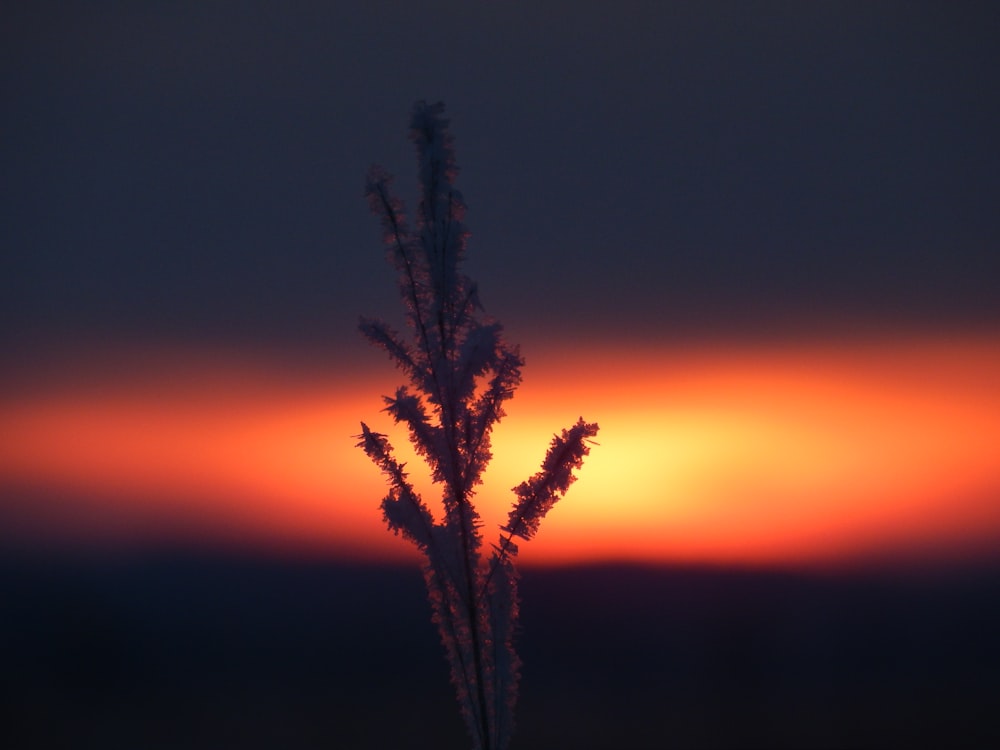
[3,3,998,569]
[2,335,1000,568]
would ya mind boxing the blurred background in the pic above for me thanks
[2,2,999,747]
[4,558,998,748]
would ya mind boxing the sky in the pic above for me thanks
[2,2,999,567]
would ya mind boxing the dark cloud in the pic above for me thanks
[3,2,998,352]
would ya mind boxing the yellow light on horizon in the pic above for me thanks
[1,336,998,567]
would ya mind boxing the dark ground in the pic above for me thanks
[1,553,997,749]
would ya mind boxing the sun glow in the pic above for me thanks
[1,336,999,567]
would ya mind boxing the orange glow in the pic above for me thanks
[1,336,999,567]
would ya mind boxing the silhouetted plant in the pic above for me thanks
[357,101,598,750]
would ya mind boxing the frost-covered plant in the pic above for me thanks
[356,101,598,750]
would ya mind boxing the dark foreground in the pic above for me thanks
[2,553,997,749]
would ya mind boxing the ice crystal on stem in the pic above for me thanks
[356,101,598,750]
